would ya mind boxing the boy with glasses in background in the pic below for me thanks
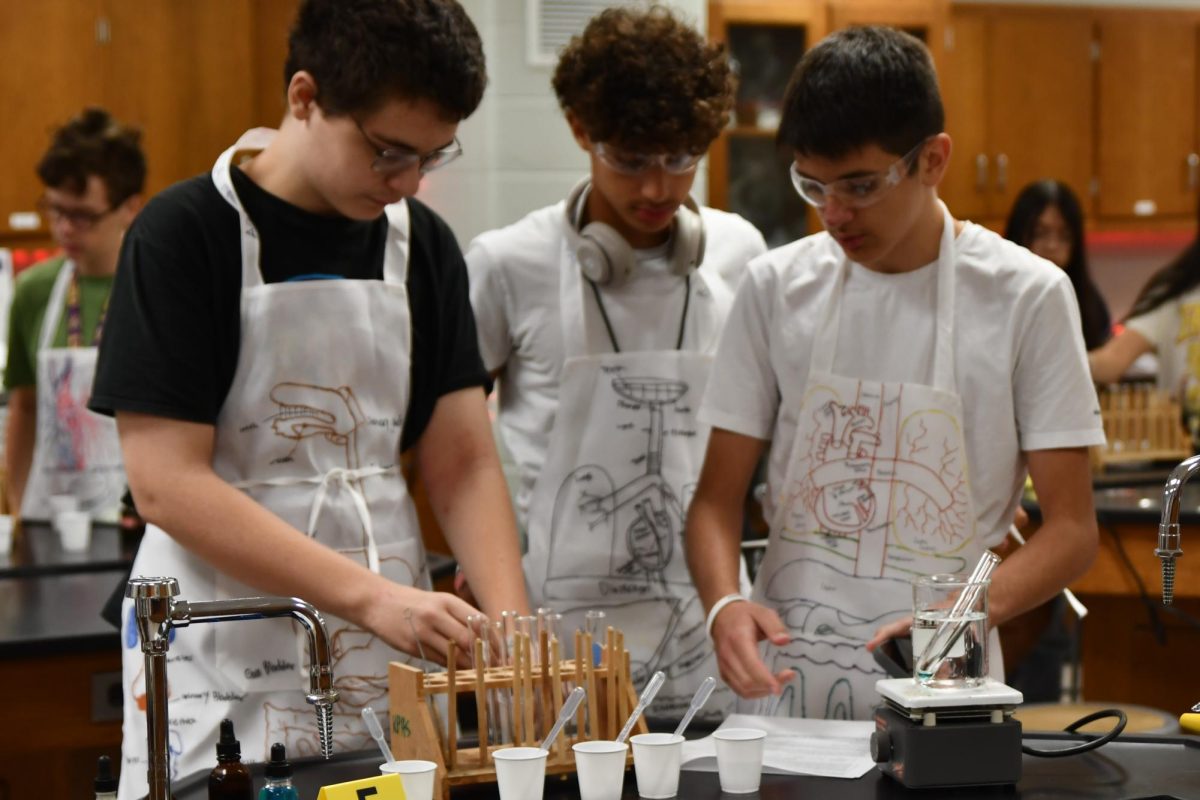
[90,2,529,794]
[5,107,145,522]
[686,26,1104,720]
[466,5,765,718]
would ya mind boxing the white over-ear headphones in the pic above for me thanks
[565,178,706,287]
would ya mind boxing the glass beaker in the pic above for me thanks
[911,573,989,689]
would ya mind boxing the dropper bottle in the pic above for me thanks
[209,718,254,799]
[259,743,299,800]
[94,755,118,800]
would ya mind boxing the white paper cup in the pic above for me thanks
[630,733,683,799]
[712,727,766,794]
[379,759,436,800]
[0,514,13,554]
[56,510,91,552]
[493,746,548,800]
[572,740,627,800]
[49,495,79,529]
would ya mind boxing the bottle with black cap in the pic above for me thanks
[94,754,118,800]
[209,718,254,799]
[258,743,298,800]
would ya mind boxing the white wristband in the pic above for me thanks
[705,593,748,640]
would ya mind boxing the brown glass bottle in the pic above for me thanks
[209,719,254,800]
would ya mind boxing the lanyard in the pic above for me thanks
[587,274,691,354]
[65,270,108,348]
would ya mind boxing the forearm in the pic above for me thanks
[685,493,747,611]
[4,390,35,515]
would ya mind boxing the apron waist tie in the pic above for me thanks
[231,464,397,574]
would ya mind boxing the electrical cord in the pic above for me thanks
[1021,707,1128,758]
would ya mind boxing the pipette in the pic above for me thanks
[361,706,396,766]
[540,686,586,751]
[616,670,666,744]
[672,676,716,738]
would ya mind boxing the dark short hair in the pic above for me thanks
[285,0,486,122]
[553,5,734,153]
[36,107,146,207]
[777,26,943,161]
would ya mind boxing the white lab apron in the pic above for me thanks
[521,237,748,720]
[119,129,429,798]
[21,259,125,522]
[748,203,1001,721]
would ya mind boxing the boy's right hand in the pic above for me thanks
[366,584,480,669]
[709,600,796,699]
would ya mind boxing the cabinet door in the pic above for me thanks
[941,9,988,221]
[826,0,949,67]
[1096,13,1198,220]
[985,13,1095,219]
[102,0,256,197]
[0,0,105,237]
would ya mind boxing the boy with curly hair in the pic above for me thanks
[687,26,1102,720]
[91,2,529,793]
[5,107,144,523]
[467,5,766,717]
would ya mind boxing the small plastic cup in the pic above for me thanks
[712,728,766,794]
[379,759,436,800]
[630,732,683,799]
[572,740,628,800]
[492,746,548,800]
[0,514,14,555]
[49,495,79,529]
[57,510,91,552]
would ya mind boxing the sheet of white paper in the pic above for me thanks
[680,713,876,780]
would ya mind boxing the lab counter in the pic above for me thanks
[164,733,1200,799]
[0,520,137,578]
[0,568,124,657]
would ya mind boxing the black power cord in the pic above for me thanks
[1021,707,1128,757]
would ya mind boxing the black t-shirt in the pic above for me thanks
[90,166,488,452]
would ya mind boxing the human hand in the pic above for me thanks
[709,600,796,699]
[366,584,481,668]
[866,615,913,653]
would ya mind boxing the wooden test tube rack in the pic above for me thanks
[388,626,647,800]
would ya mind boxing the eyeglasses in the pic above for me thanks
[38,197,116,231]
[354,118,463,175]
[593,141,703,176]
[789,138,930,210]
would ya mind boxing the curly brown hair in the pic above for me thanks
[37,107,146,206]
[553,5,734,154]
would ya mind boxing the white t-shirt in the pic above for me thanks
[699,222,1106,547]
[467,202,767,525]
[1124,285,1200,396]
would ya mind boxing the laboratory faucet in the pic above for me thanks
[1157,454,1199,604]
[127,576,340,800]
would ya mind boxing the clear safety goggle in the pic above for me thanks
[789,138,929,209]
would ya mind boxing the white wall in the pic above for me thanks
[420,0,706,247]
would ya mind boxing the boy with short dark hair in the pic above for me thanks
[686,26,1103,720]
[91,1,529,793]
[467,5,765,716]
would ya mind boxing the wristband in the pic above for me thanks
[705,593,748,640]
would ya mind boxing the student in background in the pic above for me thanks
[4,108,144,521]
[1005,179,1111,350]
[466,6,766,717]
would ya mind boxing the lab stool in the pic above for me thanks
[1015,702,1178,735]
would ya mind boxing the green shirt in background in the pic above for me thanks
[4,255,114,390]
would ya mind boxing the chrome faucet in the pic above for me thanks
[1157,455,1199,605]
[127,576,340,800]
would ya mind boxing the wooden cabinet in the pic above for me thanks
[1095,11,1199,222]
[0,0,296,244]
[942,7,1095,223]
[826,0,949,66]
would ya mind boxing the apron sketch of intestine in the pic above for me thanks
[543,375,707,687]
[782,382,973,579]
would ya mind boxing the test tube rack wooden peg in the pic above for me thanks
[1093,383,1192,471]
[388,626,647,800]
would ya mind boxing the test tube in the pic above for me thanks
[488,618,512,743]
[914,551,1000,681]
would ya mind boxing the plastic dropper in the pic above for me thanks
[540,686,587,751]
[616,670,666,744]
[672,677,717,738]
[362,706,396,766]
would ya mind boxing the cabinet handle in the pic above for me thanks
[975,154,989,193]
[996,153,1009,193]
[1189,153,1200,191]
